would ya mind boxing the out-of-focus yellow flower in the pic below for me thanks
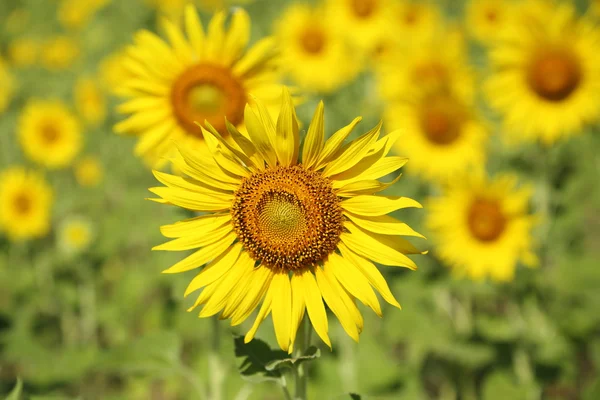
[275,4,361,93]
[0,58,13,114]
[386,90,487,182]
[326,0,394,51]
[58,0,110,30]
[0,166,53,241]
[465,0,516,45]
[485,1,600,145]
[391,1,442,48]
[7,38,39,67]
[57,216,94,255]
[147,0,254,20]
[74,77,107,125]
[99,49,132,92]
[19,100,82,169]
[590,0,600,18]
[115,6,282,167]
[74,156,104,187]
[377,30,473,103]
[41,36,79,70]
[427,173,538,282]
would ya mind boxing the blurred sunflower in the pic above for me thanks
[465,0,515,45]
[150,90,424,352]
[58,0,110,30]
[57,216,94,255]
[391,1,442,48]
[115,5,281,167]
[99,49,132,91]
[377,30,473,103]
[427,173,538,282]
[0,57,13,114]
[19,100,82,169]
[0,167,53,241]
[41,36,79,70]
[74,77,107,125]
[74,156,104,187]
[385,90,487,182]
[275,3,361,94]
[485,2,600,145]
[7,37,38,67]
[326,0,393,51]
[147,0,255,20]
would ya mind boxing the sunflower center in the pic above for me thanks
[419,95,465,145]
[412,61,448,89]
[351,0,377,18]
[485,8,498,22]
[13,192,32,215]
[41,123,60,145]
[231,165,343,272]
[301,29,326,54]
[171,63,246,136]
[467,198,506,242]
[403,8,419,25]
[527,49,582,102]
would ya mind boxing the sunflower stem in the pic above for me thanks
[293,316,311,400]
[208,317,225,400]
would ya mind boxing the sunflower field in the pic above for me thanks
[1,0,600,399]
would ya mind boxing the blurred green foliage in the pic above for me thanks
[1,0,600,399]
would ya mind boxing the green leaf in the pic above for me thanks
[265,346,321,371]
[233,336,287,383]
[5,378,22,400]
[482,371,530,400]
[349,394,362,400]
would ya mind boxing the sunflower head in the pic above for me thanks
[74,156,104,187]
[0,167,53,241]
[115,5,281,167]
[150,88,424,352]
[427,173,538,282]
[57,216,94,255]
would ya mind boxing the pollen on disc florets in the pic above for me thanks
[231,165,344,272]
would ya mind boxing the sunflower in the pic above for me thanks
[385,90,487,182]
[74,156,104,187]
[485,1,600,145]
[99,48,132,92]
[0,166,53,241]
[150,90,424,352]
[147,0,255,20]
[426,173,538,282]
[0,57,13,114]
[465,0,516,45]
[275,3,362,94]
[19,99,82,169]
[57,216,94,255]
[7,37,38,67]
[58,0,109,30]
[390,1,442,48]
[376,29,474,104]
[74,77,107,125]
[326,0,394,51]
[41,36,79,70]
[115,5,281,167]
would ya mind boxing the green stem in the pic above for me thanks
[294,316,311,400]
[208,317,225,400]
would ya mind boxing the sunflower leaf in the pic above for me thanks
[5,378,22,400]
[264,346,321,371]
[234,336,287,382]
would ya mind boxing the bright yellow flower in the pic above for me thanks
[0,58,13,114]
[465,0,516,45]
[390,1,443,48]
[58,0,110,30]
[377,29,473,103]
[150,90,424,352]
[275,4,362,94]
[19,100,82,169]
[385,90,487,182]
[41,36,79,70]
[326,0,394,51]
[115,6,282,167]
[74,156,104,187]
[0,167,53,241]
[427,173,538,282]
[485,1,600,145]
[99,49,132,92]
[57,216,94,255]
[7,38,38,67]
[74,77,107,125]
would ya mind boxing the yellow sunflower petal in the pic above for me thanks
[148,187,232,212]
[275,87,300,166]
[223,9,250,65]
[340,230,418,270]
[343,212,425,238]
[341,195,422,216]
[160,213,231,238]
[244,287,273,343]
[153,223,232,251]
[244,104,277,167]
[302,101,325,169]
[289,273,307,354]
[233,37,277,78]
[231,266,274,326]
[271,273,293,352]
[315,116,362,170]
[298,270,331,348]
[162,231,237,273]
[323,121,381,177]
[184,4,205,54]
[206,11,225,60]
[183,243,243,296]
